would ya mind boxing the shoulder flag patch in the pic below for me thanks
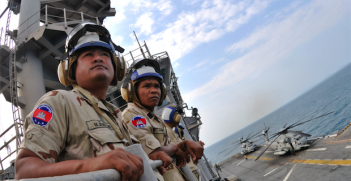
[32,104,53,126]
[131,115,147,128]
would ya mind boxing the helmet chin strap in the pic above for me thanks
[65,58,69,70]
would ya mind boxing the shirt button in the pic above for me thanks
[148,141,153,145]
[27,133,33,140]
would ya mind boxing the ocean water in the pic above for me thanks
[204,63,351,164]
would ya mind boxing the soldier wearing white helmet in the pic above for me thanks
[162,105,204,180]
[120,58,204,181]
[15,22,171,180]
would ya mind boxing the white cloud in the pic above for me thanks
[133,12,155,35]
[195,60,209,68]
[173,62,180,68]
[145,0,271,62]
[184,0,350,103]
[156,0,173,16]
[113,36,124,45]
[127,0,174,16]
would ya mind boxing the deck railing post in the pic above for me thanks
[81,12,84,22]
[130,51,135,62]
[63,8,67,29]
[96,17,99,25]
[45,5,48,26]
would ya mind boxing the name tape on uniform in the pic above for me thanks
[86,120,112,130]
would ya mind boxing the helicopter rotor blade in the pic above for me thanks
[255,132,282,161]
[283,123,287,128]
[289,111,334,130]
[247,131,262,141]
[246,132,253,141]
[285,110,320,130]
[288,130,311,137]
[231,140,241,145]
[227,144,242,155]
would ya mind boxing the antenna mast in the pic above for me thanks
[133,31,146,59]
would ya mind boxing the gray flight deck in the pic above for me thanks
[218,123,351,181]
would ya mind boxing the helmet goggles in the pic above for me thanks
[122,58,162,88]
[65,22,124,57]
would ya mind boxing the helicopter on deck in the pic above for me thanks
[232,131,262,155]
[255,112,334,160]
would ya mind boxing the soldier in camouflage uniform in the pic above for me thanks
[15,22,171,180]
[120,58,204,181]
[162,105,204,180]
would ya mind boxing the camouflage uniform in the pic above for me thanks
[122,103,186,181]
[165,124,200,180]
[20,87,164,180]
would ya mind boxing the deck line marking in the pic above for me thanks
[292,159,351,165]
[232,161,239,165]
[283,164,296,181]
[345,145,351,148]
[237,160,245,166]
[306,148,326,151]
[264,167,278,177]
[247,156,274,161]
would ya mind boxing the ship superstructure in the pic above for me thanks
[0,0,224,180]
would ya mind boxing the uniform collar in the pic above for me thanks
[73,88,114,114]
[128,102,157,120]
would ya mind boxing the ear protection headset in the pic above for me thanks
[57,22,126,86]
[120,58,167,106]
[162,105,181,124]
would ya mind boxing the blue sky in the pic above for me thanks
[0,0,350,166]
[104,0,350,146]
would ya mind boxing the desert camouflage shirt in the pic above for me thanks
[165,124,199,176]
[122,103,186,181]
[21,88,133,163]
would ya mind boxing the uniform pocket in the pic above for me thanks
[145,136,161,150]
[88,128,124,145]
[88,128,127,157]
[130,134,140,144]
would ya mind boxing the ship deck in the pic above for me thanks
[219,123,351,181]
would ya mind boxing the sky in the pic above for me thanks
[0,0,350,168]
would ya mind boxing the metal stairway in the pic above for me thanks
[9,43,23,154]
[0,0,23,174]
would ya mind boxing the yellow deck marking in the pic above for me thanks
[324,138,351,144]
[292,159,351,165]
[245,155,351,166]
[247,156,274,161]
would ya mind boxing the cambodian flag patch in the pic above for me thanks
[131,115,147,128]
[32,104,53,126]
